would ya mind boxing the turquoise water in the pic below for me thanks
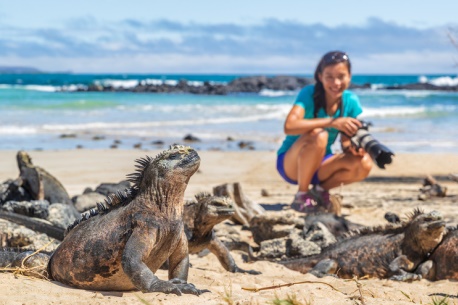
[0,73,457,153]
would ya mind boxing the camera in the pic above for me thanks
[350,121,394,169]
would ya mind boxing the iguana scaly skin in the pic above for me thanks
[48,145,207,295]
[280,209,445,281]
[415,226,458,280]
[184,192,260,274]
[15,151,72,205]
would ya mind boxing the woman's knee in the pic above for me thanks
[355,154,373,179]
[301,128,328,149]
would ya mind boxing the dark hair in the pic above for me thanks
[312,51,351,118]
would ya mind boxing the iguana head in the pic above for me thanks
[128,144,200,190]
[405,209,446,254]
[16,151,33,169]
[184,192,234,234]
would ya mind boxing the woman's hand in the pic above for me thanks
[348,145,366,156]
[330,117,362,136]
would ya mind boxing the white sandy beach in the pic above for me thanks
[0,149,457,305]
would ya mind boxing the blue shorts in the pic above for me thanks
[276,152,334,185]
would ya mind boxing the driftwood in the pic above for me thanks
[418,175,447,200]
[213,183,264,226]
[327,194,342,216]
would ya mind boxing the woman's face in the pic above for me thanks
[318,62,351,102]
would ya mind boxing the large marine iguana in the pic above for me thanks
[46,145,207,295]
[184,192,260,274]
[279,209,446,281]
[415,226,458,280]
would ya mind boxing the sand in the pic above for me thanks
[0,149,457,305]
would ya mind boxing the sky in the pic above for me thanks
[1,0,457,74]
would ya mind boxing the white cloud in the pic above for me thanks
[0,18,457,73]
[2,51,457,74]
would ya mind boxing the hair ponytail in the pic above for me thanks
[312,80,326,118]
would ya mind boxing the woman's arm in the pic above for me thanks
[284,105,363,136]
[283,105,334,135]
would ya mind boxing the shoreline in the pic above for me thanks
[1,149,457,197]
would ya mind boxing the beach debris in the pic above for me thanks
[94,180,131,197]
[213,182,265,226]
[133,143,142,149]
[1,200,49,219]
[260,189,270,197]
[0,246,51,279]
[450,173,458,182]
[327,193,343,216]
[237,141,255,150]
[415,225,458,280]
[183,134,201,142]
[184,192,260,274]
[303,213,364,238]
[247,211,357,261]
[418,175,447,200]
[279,209,446,281]
[59,133,77,138]
[48,145,208,295]
[151,140,165,146]
[0,200,78,231]
[0,217,61,250]
[384,212,401,223]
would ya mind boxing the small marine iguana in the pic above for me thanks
[279,209,446,281]
[47,145,207,295]
[415,226,458,280]
[13,151,73,205]
[184,192,260,274]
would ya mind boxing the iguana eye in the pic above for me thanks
[169,153,180,160]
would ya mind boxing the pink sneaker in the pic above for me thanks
[291,192,321,213]
[291,187,331,213]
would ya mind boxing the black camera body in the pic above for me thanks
[350,121,394,169]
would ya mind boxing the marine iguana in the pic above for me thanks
[47,145,207,295]
[13,151,73,205]
[415,226,458,280]
[184,192,260,274]
[279,209,446,281]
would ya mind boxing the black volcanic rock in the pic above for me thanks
[385,83,458,91]
[81,75,458,95]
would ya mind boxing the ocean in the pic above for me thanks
[0,73,457,153]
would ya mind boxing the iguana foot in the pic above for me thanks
[389,273,422,282]
[309,258,339,278]
[169,278,211,295]
[147,279,182,295]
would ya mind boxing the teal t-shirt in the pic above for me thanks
[277,84,363,155]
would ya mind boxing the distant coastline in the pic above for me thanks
[74,75,458,95]
[0,66,43,74]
